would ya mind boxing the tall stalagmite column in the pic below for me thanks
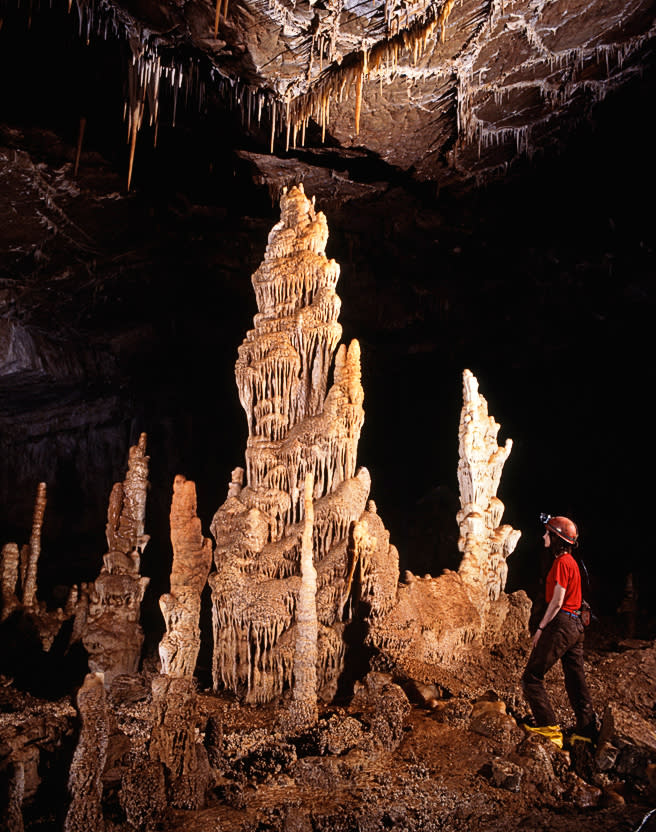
[288,472,319,727]
[80,433,151,686]
[22,482,46,610]
[209,184,398,704]
[457,369,521,601]
[148,475,213,810]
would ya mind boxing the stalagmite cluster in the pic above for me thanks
[457,369,521,602]
[79,433,151,687]
[0,482,78,648]
[210,184,398,705]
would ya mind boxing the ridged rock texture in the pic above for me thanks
[209,184,399,705]
[79,433,151,687]
[367,371,529,683]
[13,0,651,192]
[457,368,521,602]
[158,474,213,678]
[148,474,214,810]
[64,672,109,832]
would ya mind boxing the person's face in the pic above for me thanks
[543,529,551,548]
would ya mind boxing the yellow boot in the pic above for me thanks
[523,723,564,749]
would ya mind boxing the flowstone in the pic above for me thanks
[209,184,398,704]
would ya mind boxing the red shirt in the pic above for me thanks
[545,552,582,612]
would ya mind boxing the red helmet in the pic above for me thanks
[542,514,578,545]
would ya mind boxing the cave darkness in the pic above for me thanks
[1,0,656,661]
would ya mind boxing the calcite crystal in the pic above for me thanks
[209,184,398,704]
[80,434,151,686]
[457,369,521,602]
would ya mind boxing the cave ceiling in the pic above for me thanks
[2,0,654,191]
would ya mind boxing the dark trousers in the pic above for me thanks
[522,610,596,730]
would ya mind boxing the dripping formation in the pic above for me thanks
[5,0,650,192]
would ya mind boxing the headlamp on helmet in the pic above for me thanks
[540,512,579,546]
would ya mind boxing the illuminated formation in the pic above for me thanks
[80,433,151,687]
[367,370,528,676]
[209,184,398,704]
[457,368,521,602]
[148,475,214,809]
[158,474,212,678]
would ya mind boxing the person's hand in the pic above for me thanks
[532,628,542,650]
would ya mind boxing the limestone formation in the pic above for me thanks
[457,369,521,602]
[22,481,46,610]
[80,434,151,686]
[64,672,109,832]
[367,371,528,678]
[148,475,213,811]
[209,184,398,704]
[0,483,46,618]
[0,542,21,622]
[158,475,212,678]
[288,472,319,728]
[0,484,78,649]
[148,675,210,809]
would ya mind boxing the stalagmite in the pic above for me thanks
[149,675,210,810]
[210,185,397,704]
[456,369,520,601]
[22,482,46,610]
[158,475,212,677]
[148,475,213,811]
[80,434,151,687]
[0,486,77,646]
[365,369,529,677]
[1,542,20,621]
[64,672,109,832]
[289,472,319,727]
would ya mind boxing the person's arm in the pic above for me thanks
[532,582,566,649]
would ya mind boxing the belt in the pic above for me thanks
[562,609,581,618]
